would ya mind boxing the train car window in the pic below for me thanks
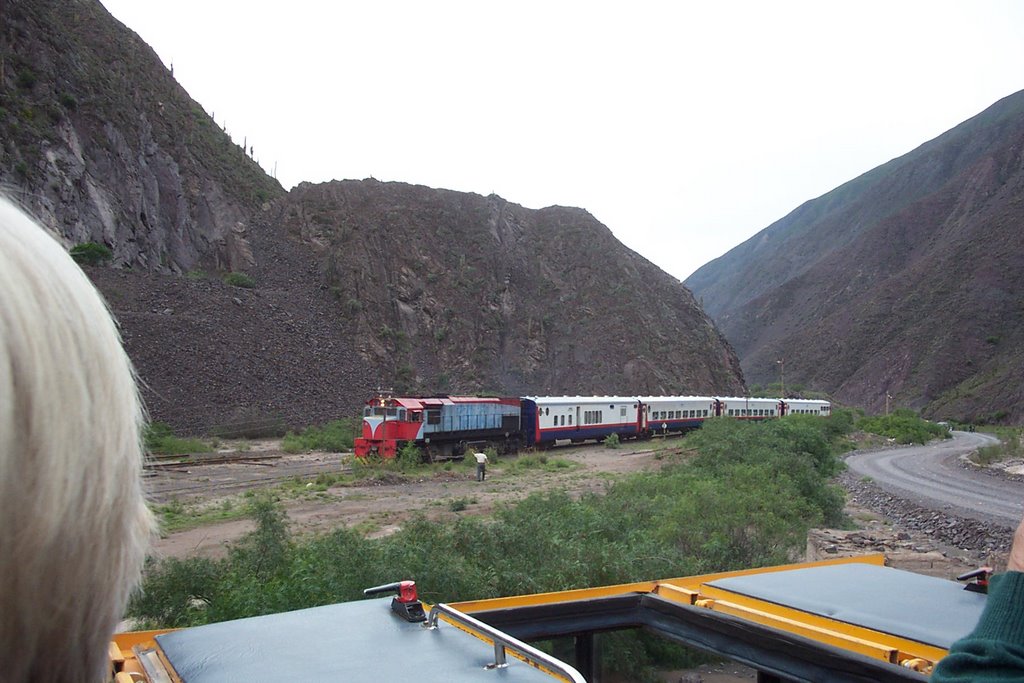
[427,409,441,425]
[560,415,565,426]
[545,407,550,416]
[620,407,626,417]
[568,415,573,425]
[703,410,708,417]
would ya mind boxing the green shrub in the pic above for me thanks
[604,432,620,449]
[857,410,949,445]
[223,272,256,288]
[448,497,473,512]
[396,442,422,469]
[70,242,113,266]
[130,414,853,678]
[971,429,1022,465]
[145,421,212,455]
[16,68,36,89]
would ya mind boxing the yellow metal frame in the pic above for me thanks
[449,554,939,674]
[112,554,945,680]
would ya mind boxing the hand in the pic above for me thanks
[1008,515,1024,572]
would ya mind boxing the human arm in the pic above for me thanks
[931,516,1024,681]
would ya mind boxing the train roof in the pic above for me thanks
[113,555,980,681]
[142,598,559,682]
[525,396,640,405]
[377,396,521,409]
[637,395,718,402]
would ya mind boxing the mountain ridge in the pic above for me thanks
[1,0,746,431]
[687,90,1024,422]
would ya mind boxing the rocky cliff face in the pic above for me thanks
[0,0,283,273]
[687,91,1024,423]
[3,0,744,432]
[86,181,746,433]
[285,180,745,399]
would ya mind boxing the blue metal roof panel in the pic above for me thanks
[706,563,984,649]
[155,598,562,682]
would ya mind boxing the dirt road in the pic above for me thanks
[846,431,1020,525]
[150,441,674,559]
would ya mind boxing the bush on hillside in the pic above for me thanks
[223,272,256,288]
[70,241,112,266]
[857,409,949,444]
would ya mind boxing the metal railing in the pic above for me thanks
[427,603,587,682]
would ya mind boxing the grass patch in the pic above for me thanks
[448,496,477,512]
[145,422,213,455]
[506,453,578,473]
[971,428,1023,465]
[155,497,249,534]
[222,272,256,288]
[282,419,358,453]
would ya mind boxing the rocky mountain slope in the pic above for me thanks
[285,180,744,397]
[3,0,744,432]
[686,91,1024,422]
[0,0,283,272]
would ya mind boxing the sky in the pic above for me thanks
[100,1,1024,281]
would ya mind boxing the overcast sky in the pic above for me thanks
[100,1,1024,281]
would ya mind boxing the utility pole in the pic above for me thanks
[776,358,785,398]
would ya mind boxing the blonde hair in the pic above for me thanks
[0,197,154,682]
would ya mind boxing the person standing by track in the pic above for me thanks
[474,451,488,482]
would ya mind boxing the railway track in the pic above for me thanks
[143,437,685,505]
[145,451,351,504]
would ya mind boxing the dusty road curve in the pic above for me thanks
[846,431,1023,526]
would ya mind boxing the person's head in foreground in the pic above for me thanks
[0,196,154,682]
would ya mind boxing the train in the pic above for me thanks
[353,393,831,460]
